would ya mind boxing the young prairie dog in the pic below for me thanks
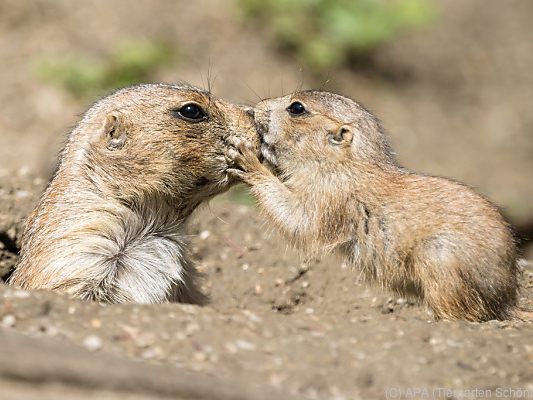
[230,90,519,322]
[9,83,258,304]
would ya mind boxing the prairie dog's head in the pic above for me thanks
[254,90,396,175]
[70,83,259,202]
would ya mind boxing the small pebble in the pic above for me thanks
[1,314,16,328]
[235,339,256,351]
[15,190,30,198]
[135,332,156,347]
[12,290,30,299]
[225,342,237,353]
[6,228,16,241]
[141,347,162,359]
[299,263,309,273]
[18,166,30,176]
[193,351,207,362]
[243,310,262,323]
[90,319,102,328]
[83,335,102,351]
[44,325,59,336]
[181,304,197,315]
[185,322,200,336]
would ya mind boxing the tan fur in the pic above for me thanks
[9,83,258,303]
[230,90,518,322]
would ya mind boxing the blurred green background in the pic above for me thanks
[36,0,434,93]
[239,0,433,71]
[36,40,176,99]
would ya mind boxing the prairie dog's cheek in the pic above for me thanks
[260,142,278,166]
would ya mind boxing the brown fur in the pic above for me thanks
[9,83,258,303]
[230,90,519,322]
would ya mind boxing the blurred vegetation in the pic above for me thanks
[214,184,256,207]
[36,40,176,98]
[239,0,434,71]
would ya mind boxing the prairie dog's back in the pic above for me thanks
[384,174,514,253]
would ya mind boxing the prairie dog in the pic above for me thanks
[230,90,518,321]
[9,83,258,303]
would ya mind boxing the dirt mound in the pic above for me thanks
[1,175,532,399]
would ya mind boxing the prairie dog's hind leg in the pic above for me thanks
[412,236,517,321]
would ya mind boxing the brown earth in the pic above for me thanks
[1,175,532,399]
[1,0,532,399]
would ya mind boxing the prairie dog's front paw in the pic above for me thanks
[224,135,245,150]
[224,137,254,165]
[227,143,272,184]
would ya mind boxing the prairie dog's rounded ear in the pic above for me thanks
[328,125,353,146]
[242,106,255,118]
[103,113,127,150]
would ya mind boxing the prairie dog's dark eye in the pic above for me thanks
[174,103,207,122]
[287,101,306,116]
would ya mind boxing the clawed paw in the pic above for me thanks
[227,167,246,180]
[225,142,271,184]
[227,143,258,169]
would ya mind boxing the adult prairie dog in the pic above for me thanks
[9,83,258,303]
[230,90,518,321]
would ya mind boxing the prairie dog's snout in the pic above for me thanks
[254,100,274,143]
[254,98,283,166]
[224,103,261,159]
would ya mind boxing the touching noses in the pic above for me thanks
[253,102,279,145]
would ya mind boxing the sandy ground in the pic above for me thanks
[1,0,533,398]
[1,175,532,399]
